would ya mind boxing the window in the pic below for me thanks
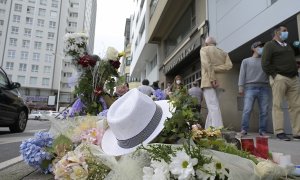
[9,38,17,46]
[22,40,30,48]
[38,8,46,16]
[50,10,57,18]
[26,17,33,25]
[17,76,25,84]
[69,12,78,18]
[51,0,58,8]
[33,53,40,61]
[70,3,79,8]
[35,30,43,38]
[8,50,16,58]
[48,32,54,39]
[28,0,36,3]
[46,43,54,51]
[14,4,22,12]
[11,26,19,34]
[34,41,42,49]
[24,28,32,36]
[13,15,21,23]
[126,57,132,66]
[164,1,195,56]
[45,54,53,62]
[29,77,37,85]
[43,66,51,73]
[6,62,14,70]
[42,78,49,86]
[149,55,157,72]
[64,72,72,77]
[27,6,34,14]
[0,0,7,4]
[21,51,29,60]
[19,63,27,71]
[31,65,39,72]
[0,9,5,14]
[49,21,56,28]
[40,0,47,5]
[150,0,158,19]
[0,20,3,25]
[68,22,77,28]
[37,19,44,27]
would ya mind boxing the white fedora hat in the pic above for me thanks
[101,88,172,156]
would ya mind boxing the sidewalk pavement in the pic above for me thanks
[0,132,299,179]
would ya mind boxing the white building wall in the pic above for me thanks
[208,0,300,52]
[130,0,159,83]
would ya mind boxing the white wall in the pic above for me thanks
[209,0,300,52]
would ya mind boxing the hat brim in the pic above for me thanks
[101,100,172,156]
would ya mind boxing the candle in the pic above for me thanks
[272,152,283,164]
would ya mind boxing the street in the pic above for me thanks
[0,120,51,166]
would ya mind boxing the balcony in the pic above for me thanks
[147,0,193,43]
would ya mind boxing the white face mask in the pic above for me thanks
[176,80,181,84]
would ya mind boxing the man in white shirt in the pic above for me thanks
[137,79,155,96]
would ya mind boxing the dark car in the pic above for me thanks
[0,67,28,133]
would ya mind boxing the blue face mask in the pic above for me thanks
[280,31,288,41]
[257,47,263,55]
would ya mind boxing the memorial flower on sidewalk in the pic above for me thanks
[169,151,198,179]
[20,132,54,174]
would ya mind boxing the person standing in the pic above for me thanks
[188,81,203,112]
[137,79,155,97]
[238,41,271,136]
[152,81,166,100]
[172,75,184,91]
[200,36,233,129]
[262,24,300,141]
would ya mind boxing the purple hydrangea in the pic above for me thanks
[98,109,108,117]
[154,89,166,100]
[20,132,54,174]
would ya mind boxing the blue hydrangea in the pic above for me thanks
[20,132,54,174]
[154,89,166,100]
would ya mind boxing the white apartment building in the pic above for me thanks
[130,0,159,85]
[0,0,96,110]
[128,0,300,132]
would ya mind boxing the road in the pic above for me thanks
[0,120,51,165]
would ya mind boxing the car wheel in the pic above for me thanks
[9,110,28,133]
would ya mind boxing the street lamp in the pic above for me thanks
[53,53,63,112]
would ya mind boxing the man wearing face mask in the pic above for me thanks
[200,36,233,129]
[262,24,300,141]
[238,41,270,137]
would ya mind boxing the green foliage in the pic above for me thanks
[154,88,203,143]
[195,138,259,164]
[138,144,175,163]
[47,134,74,159]
[73,60,119,115]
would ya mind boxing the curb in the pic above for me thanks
[0,156,22,171]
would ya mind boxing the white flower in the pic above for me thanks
[143,167,154,180]
[143,160,170,180]
[256,160,286,179]
[169,151,198,180]
[105,47,119,61]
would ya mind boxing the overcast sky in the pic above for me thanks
[93,0,134,57]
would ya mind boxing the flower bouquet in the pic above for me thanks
[63,32,125,115]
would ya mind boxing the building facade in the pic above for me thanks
[0,0,96,110]
[129,0,300,132]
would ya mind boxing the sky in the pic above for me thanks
[93,0,134,57]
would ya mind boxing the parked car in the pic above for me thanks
[28,110,43,120]
[0,67,29,133]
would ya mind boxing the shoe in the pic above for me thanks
[259,132,267,137]
[276,133,291,141]
[240,130,247,136]
[293,136,300,140]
